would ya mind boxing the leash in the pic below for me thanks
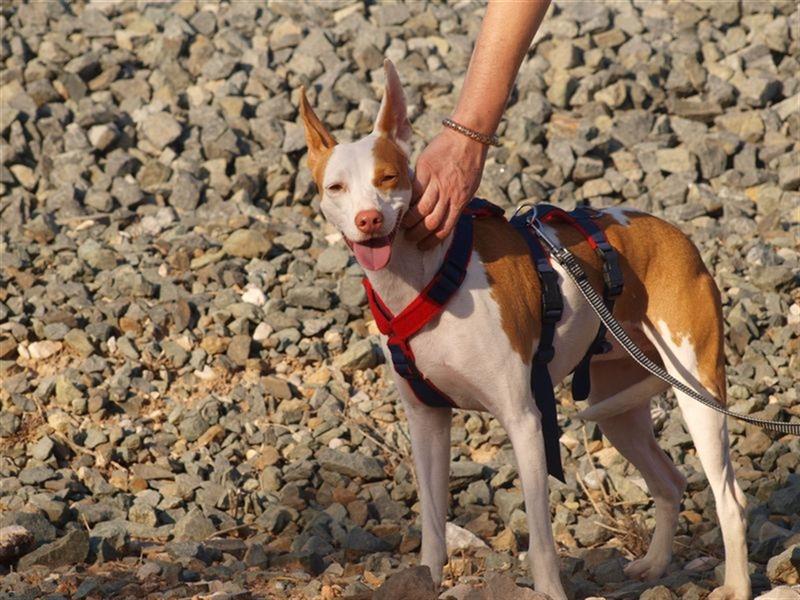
[525,210,800,436]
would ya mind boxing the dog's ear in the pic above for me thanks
[374,59,412,155]
[299,86,337,182]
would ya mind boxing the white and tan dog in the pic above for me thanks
[300,60,750,600]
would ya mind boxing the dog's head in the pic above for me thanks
[299,59,412,271]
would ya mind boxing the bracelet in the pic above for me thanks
[441,117,501,147]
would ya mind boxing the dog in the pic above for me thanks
[299,60,750,600]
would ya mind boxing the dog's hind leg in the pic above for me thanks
[645,320,750,600]
[399,387,452,586]
[587,358,686,581]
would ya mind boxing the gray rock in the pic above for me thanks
[317,447,384,481]
[317,247,350,273]
[77,239,117,270]
[226,334,251,366]
[374,566,437,600]
[333,338,381,372]
[170,171,203,212]
[0,511,56,546]
[173,507,216,541]
[141,112,182,149]
[179,412,209,442]
[223,229,272,259]
[768,482,800,515]
[18,528,89,570]
[0,526,34,562]
[286,286,333,310]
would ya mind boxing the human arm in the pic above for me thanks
[404,0,551,248]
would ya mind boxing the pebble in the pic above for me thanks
[1,1,796,598]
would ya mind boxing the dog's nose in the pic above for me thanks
[354,209,384,235]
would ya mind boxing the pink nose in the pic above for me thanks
[354,209,384,235]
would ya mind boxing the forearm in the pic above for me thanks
[452,0,550,135]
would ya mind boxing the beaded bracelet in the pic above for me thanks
[441,117,501,147]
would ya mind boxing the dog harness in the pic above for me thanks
[363,199,624,482]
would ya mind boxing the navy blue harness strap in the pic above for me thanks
[532,204,624,402]
[511,213,565,483]
[368,199,486,410]
[566,208,623,401]
[366,198,623,485]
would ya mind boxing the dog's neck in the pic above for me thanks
[362,230,454,316]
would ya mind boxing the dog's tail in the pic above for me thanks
[575,394,649,422]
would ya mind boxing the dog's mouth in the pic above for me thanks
[345,215,401,271]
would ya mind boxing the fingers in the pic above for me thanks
[406,189,447,243]
[418,201,460,250]
[403,164,432,228]
[403,178,438,230]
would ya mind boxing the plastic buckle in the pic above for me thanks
[602,252,624,297]
[543,306,563,323]
[593,236,613,255]
[592,339,612,355]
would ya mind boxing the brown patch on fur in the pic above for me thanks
[299,87,336,189]
[474,217,542,363]
[487,208,726,404]
[376,85,395,137]
[372,136,411,192]
[595,212,727,405]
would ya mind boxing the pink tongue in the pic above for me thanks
[352,241,392,271]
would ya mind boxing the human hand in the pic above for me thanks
[402,127,488,250]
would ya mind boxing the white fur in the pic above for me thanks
[321,134,408,245]
[602,205,638,226]
[309,61,749,600]
[645,322,750,600]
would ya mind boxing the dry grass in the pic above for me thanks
[576,426,652,561]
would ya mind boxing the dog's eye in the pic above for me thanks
[380,174,398,186]
[326,183,345,194]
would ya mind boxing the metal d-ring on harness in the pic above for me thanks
[523,209,800,436]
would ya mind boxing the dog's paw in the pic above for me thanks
[707,585,750,600]
[623,555,669,581]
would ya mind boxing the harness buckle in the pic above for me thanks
[602,251,624,297]
[543,306,563,323]
[592,339,612,355]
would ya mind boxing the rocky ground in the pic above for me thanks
[0,1,799,599]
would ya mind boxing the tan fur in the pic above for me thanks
[299,87,336,189]
[474,217,542,363]
[376,84,396,136]
[371,136,411,192]
[483,212,727,405]
[566,213,726,405]
[605,215,727,405]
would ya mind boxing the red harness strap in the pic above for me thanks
[362,199,504,409]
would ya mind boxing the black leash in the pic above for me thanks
[526,213,800,436]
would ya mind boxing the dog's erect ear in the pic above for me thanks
[299,86,336,181]
[374,59,412,155]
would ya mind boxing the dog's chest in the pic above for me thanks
[392,251,599,411]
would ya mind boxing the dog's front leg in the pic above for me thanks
[500,404,567,600]
[401,388,452,585]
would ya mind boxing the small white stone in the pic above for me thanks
[445,522,489,553]
[193,365,216,381]
[241,287,266,306]
[26,341,62,360]
[253,322,273,342]
[88,123,118,150]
